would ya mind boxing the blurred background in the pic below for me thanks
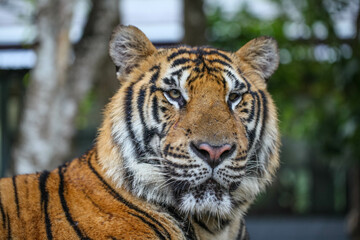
[0,0,359,239]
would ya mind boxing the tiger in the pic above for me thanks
[0,25,280,240]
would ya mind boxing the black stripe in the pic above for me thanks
[152,96,160,123]
[171,57,191,68]
[138,88,155,146]
[58,166,90,240]
[167,48,232,63]
[87,152,171,240]
[201,66,221,73]
[245,98,255,123]
[39,171,53,240]
[0,192,6,229]
[170,66,191,77]
[12,176,19,218]
[125,83,144,158]
[137,88,147,118]
[137,87,148,136]
[165,152,190,160]
[138,157,161,165]
[6,213,11,240]
[150,66,160,83]
[144,128,159,155]
[234,80,240,89]
[238,82,246,91]
[207,58,233,68]
[129,213,167,240]
[220,75,227,92]
[193,217,214,234]
[224,69,239,83]
[258,90,268,145]
[194,218,231,234]
[226,165,246,171]
[205,49,233,63]
[137,87,158,155]
[163,144,171,157]
[165,170,194,179]
[253,91,262,141]
[246,127,254,153]
[165,206,197,240]
[186,72,201,86]
[237,218,249,240]
[143,128,158,155]
[220,219,231,230]
[123,167,135,191]
[195,218,231,233]
[247,91,261,151]
[163,77,177,86]
[237,69,252,91]
[163,161,199,169]
[150,65,160,72]
[234,155,247,161]
[235,218,244,240]
[167,49,191,61]
[150,85,161,94]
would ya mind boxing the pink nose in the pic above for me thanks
[191,142,234,168]
[198,143,232,161]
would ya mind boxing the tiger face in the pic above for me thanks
[99,25,280,220]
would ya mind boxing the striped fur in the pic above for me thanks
[0,25,280,239]
[0,149,192,239]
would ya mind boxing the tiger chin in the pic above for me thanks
[0,25,280,240]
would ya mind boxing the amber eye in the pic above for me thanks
[168,89,181,100]
[164,89,186,108]
[229,92,241,102]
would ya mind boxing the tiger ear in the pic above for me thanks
[236,36,279,80]
[109,25,157,77]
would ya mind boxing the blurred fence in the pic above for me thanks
[0,70,26,176]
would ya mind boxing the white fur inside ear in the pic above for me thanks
[109,25,156,76]
[255,40,279,78]
[237,37,279,79]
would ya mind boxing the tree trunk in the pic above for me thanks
[183,0,207,46]
[13,0,73,174]
[47,0,119,169]
[348,165,360,240]
[13,0,119,174]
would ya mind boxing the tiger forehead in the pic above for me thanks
[165,46,233,64]
[159,46,244,92]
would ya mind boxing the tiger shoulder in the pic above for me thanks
[0,25,280,240]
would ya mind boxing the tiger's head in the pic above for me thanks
[98,25,280,220]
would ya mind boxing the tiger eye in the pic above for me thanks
[168,89,181,99]
[229,92,241,102]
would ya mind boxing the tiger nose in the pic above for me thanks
[191,142,235,168]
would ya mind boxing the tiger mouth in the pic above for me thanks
[193,178,223,192]
[191,179,227,199]
[172,178,228,200]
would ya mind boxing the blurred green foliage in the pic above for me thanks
[206,0,359,214]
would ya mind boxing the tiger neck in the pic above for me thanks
[190,212,245,240]
[159,206,245,240]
